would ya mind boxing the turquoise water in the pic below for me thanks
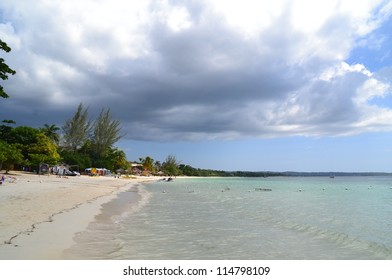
[65,177,392,259]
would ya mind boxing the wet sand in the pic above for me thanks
[0,171,155,259]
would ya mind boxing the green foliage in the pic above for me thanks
[107,148,129,171]
[9,126,39,145]
[140,156,155,172]
[62,103,92,151]
[0,140,23,172]
[0,101,128,173]
[8,126,40,159]
[92,108,122,158]
[0,39,16,99]
[59,104,125,172]
[0,120,15,142]
[60,150,92,171]
[178,164,284,177]
[0,124,63,172]
[40,123,60,144]
[28,133,60,168]
[162,155,181,176]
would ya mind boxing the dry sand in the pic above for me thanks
[0,171,155,259]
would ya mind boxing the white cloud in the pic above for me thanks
[208,0,286,37]
[355,77,390,104]
[320,62,372,81]
[160,4,194,32]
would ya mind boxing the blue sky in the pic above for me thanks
[1,0,392,172]
[119,132,392,172]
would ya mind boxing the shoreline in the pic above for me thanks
[0,171,156,260]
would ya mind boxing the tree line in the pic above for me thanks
[60,103,128,172]
[0,103,128,173]
[177,165,284,177]
[0,102,182,176]
[138,155,181,177]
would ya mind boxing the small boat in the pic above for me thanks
[255,188,272,191]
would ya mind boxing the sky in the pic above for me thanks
[1,0,392,172]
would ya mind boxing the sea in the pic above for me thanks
[63,176,392,260]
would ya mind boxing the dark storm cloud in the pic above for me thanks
[1,0,392,140]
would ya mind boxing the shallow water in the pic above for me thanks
[64,177,392,259]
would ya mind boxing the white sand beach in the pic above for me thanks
[0,171,155,259]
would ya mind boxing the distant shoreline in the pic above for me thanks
[177,163,392,177]
[176,171,392,178]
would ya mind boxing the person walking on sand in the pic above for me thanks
[1,175,6,185]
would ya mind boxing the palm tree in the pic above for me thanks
[40,124,60,144]
[140,156,154,172]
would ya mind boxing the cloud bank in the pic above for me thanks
[1,0,392,141]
